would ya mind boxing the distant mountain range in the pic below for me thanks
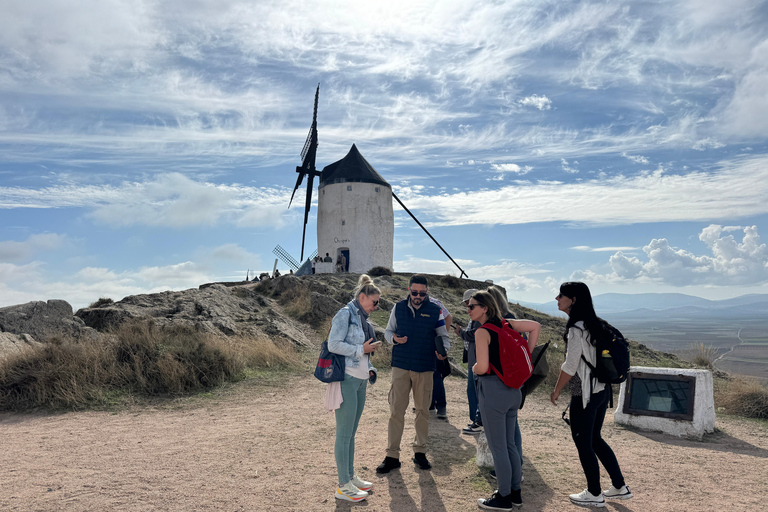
[517,293,768,319]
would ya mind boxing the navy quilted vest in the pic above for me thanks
[391,298,440,372]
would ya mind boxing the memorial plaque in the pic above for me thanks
[622,371,696,421]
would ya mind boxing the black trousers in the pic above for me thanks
[569,386,626,496]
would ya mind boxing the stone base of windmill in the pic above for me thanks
[475,433,494,468]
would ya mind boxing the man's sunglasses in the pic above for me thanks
[410,290,427,297]
[372,299,379,307]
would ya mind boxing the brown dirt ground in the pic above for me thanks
[1,373,766,512]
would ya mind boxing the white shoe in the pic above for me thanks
[569,489,605,508]
[350,474,373,491]
[603,485,633,500]
[335,482,368,502]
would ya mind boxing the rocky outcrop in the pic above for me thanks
[0,300,100,344]
[1,272,491,356]
[75,283,317,348]
[0,332,44,354]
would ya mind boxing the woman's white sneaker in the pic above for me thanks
[350,474,373,491]
[603,485,633,500]
[335,482,368,502]
[568,489,605,508]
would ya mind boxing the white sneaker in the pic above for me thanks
[603,485,633,500]
[335,482,368,502]
[569,489,605,508]
[350,474,373,491]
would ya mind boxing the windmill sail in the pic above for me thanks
[288,84,322,261]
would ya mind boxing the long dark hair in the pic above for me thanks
[560,281,604,346]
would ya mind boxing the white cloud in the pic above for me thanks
[490,163,532,174]
[561,158,579,174]
[0,233,65,262]
[572,245,636,252]
[518,95,552,110]
[621,152,649,164]
[587,224,768,286]
[0,173,293,229]
[0,243,264,309]
[397,155,768,228]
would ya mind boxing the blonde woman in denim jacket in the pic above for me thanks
[327,274,381,502]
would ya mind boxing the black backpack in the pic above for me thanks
[581,321,630,385]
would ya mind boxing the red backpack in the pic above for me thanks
[481,321,533,389]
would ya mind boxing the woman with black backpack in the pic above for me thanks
[550,281,633,508]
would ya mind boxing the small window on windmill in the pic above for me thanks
[375,187,380,192]
[347,185,352,191]
[342,220,346,226]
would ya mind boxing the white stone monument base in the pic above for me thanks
[613,367,715,440]
[476,433,494,468]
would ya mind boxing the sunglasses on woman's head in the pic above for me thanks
[410,290,427,297]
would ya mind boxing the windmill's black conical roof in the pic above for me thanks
[319,144,390,188]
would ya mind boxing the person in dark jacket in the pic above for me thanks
[376,274,450,474]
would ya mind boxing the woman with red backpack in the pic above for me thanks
[470,290,541,511]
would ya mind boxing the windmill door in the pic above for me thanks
[338,248,350,272]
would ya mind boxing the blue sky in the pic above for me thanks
[2,0,768,309]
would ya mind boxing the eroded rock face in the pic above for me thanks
[0,300,99,343]
[0,332,44,354]
[75,283,316,348]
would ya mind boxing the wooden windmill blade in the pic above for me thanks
[288,84,322,261]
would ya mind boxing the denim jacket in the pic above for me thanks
[327,300,376,373]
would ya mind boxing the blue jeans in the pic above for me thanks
[334,374,367,485]
[467,366,479,423]
[515,418,523,466]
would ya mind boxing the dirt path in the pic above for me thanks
[1,373,766,512]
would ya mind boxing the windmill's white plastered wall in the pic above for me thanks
[317,182,393,273]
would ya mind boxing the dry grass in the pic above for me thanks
[0,319,298,411]
[717,377,768,419]
[688,342,720,369]
[88,297,114,308]
[281,286,313,320]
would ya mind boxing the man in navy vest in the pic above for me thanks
[376,275,451,474]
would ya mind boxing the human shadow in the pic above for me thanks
[381,470,418,512]
[628,427,768,458]
[426,414,481,476]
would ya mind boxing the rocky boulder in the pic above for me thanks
[75,283,316,348]
[0,300,100,343]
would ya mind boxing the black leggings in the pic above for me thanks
[569,386,626,496]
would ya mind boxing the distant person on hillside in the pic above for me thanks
[341,253,347,272]
[377,274,450,475]
[324,253,333,262]
[327,274,382,502]
[336,255,343,273]
[550,281,633,508]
